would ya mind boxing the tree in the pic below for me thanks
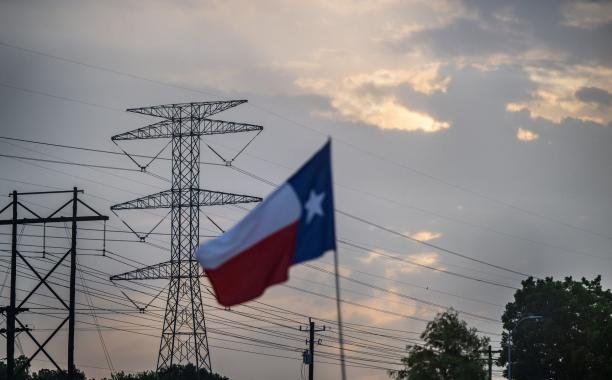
[31,368,86,380]
[0,356,86,380]
[108,364,229,380]
[0,355,31,380]
[499,276,612,379]
[390,309,489,380]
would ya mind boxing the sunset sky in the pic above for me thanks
[0,1,611,379]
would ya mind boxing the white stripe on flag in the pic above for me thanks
[195,183,302,269]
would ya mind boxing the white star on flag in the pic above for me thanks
[304,190,325,224]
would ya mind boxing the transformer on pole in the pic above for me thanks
[109,101,262,373]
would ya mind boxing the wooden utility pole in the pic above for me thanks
[300,318,326,380]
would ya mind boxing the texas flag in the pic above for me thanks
[195,141,336,306]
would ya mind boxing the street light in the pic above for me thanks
[508,315,543,380]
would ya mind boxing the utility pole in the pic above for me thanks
[7,190,17,377]
[300,318,326,380]
[108,101,262,373]
[0,188,108,379]
[68,187,78,378]
[480,346,500,380]
[488,345,492,380]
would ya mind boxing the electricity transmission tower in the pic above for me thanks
[0,188,108,379]
[109,101,262,372]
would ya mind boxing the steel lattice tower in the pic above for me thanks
[109,101,262,372]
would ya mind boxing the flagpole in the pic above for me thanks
[328,136,346,379]
[333,248,347,380]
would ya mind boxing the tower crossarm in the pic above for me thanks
[111,261,173,281]
[111,118,263,141]
[126,100,247,120]
[111,189,262,210]
[110,260,206,281]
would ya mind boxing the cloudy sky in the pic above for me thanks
[0,1,611,379]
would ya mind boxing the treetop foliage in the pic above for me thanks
[0,359,228,380]
[389,309,489,380]
[499,275,612,380]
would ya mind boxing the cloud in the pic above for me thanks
[410,230,442,242]
[575,86,612,107]
[342,67,450,95]
[359,250,382,265]
[340,287,426,325]
[296,65,451,132]
[384,252,440,278]
[313,0,399,14]
[561,1,612,29]
[358,249,441,278]
[506,65,612,125]
[516,127,539,142]
[330,95,450,133]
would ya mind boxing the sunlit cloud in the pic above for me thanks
[342,66,450,95]
[561,1,612,29]
[516,127,539,142]
[341,288,418,325]
[359,250,382,265]
[313,0,399,14]
[296,65,451,133]
[506,65,612,125]
[410,252,439,266]
[357,249,441,277]
[462,48,565,72]
[409,230,442,242]
[385,252,440,278]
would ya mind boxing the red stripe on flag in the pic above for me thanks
[204,222,299,306]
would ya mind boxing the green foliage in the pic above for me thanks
[107,364,228,380]
[0,360,227,380]
[0,355,31,380]
[31,368,86,380]
[389,309,489,380]
[0,356,86,380]
[499,275,612,380]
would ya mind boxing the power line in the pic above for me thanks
[0,135,226,168]
[336,210,531,277]
[0,152,146,173]
[338,239,517,289]
[4,134,609,263]
[225,163,533,279]
[1,41,609,245]
[313,260,504,308]
[0,154,510,324]
[228,165,532,279]
[301,264,500,323]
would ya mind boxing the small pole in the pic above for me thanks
[488,345,492,380]
[68,187,78,379]
[7,190,17,378]
[333,249,347,380]
[309,318,315,380]
[508,332,512,380]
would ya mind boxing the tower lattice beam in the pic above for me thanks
[111,118,262,141]
[110,261,207,281]
[126,100,247,119]
[110,189,261,210]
